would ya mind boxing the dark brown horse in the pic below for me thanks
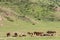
[47,31,56,36]
[47,31,56,34]
[33,32,43,36]
[6,32,11,37]
[43,33,50,36]
[13,33,18,37]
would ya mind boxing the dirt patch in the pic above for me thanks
[55,7,60,12]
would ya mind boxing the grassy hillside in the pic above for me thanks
[0,0,60,22]
[0,0,60,40]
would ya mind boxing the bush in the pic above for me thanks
[5,17,14,22]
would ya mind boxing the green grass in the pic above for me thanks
[1,20,60,32]
[0,20,60,40]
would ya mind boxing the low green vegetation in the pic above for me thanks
[0,0,60,21]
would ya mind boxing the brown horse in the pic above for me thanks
[13,33,18,37]
[43,33,50,36]
[27,32,33,37]
[6,32,11,37]
[47,31,56,36]
[47,31,56,34]
[33,32,43,36]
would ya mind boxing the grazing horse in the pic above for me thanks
[47,31,56,36]
[22,34,26,37]
[47,31,56,34]
[19,35,22,37]
[13,33,18,37]
[33,32,43,36]
[19,32,26,37]
[27,32,33,37]
[6,32,10,37]
[19,34,26,37]
[43,33,50,36]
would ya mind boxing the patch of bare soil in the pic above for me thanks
[0,6,19,22]
[55,7,60,12]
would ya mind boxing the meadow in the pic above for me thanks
[0,20,60,40]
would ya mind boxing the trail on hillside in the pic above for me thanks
[0,6,38,25]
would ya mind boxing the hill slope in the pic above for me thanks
[0,0,60,25]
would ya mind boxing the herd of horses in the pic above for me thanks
[6,31,56,37]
